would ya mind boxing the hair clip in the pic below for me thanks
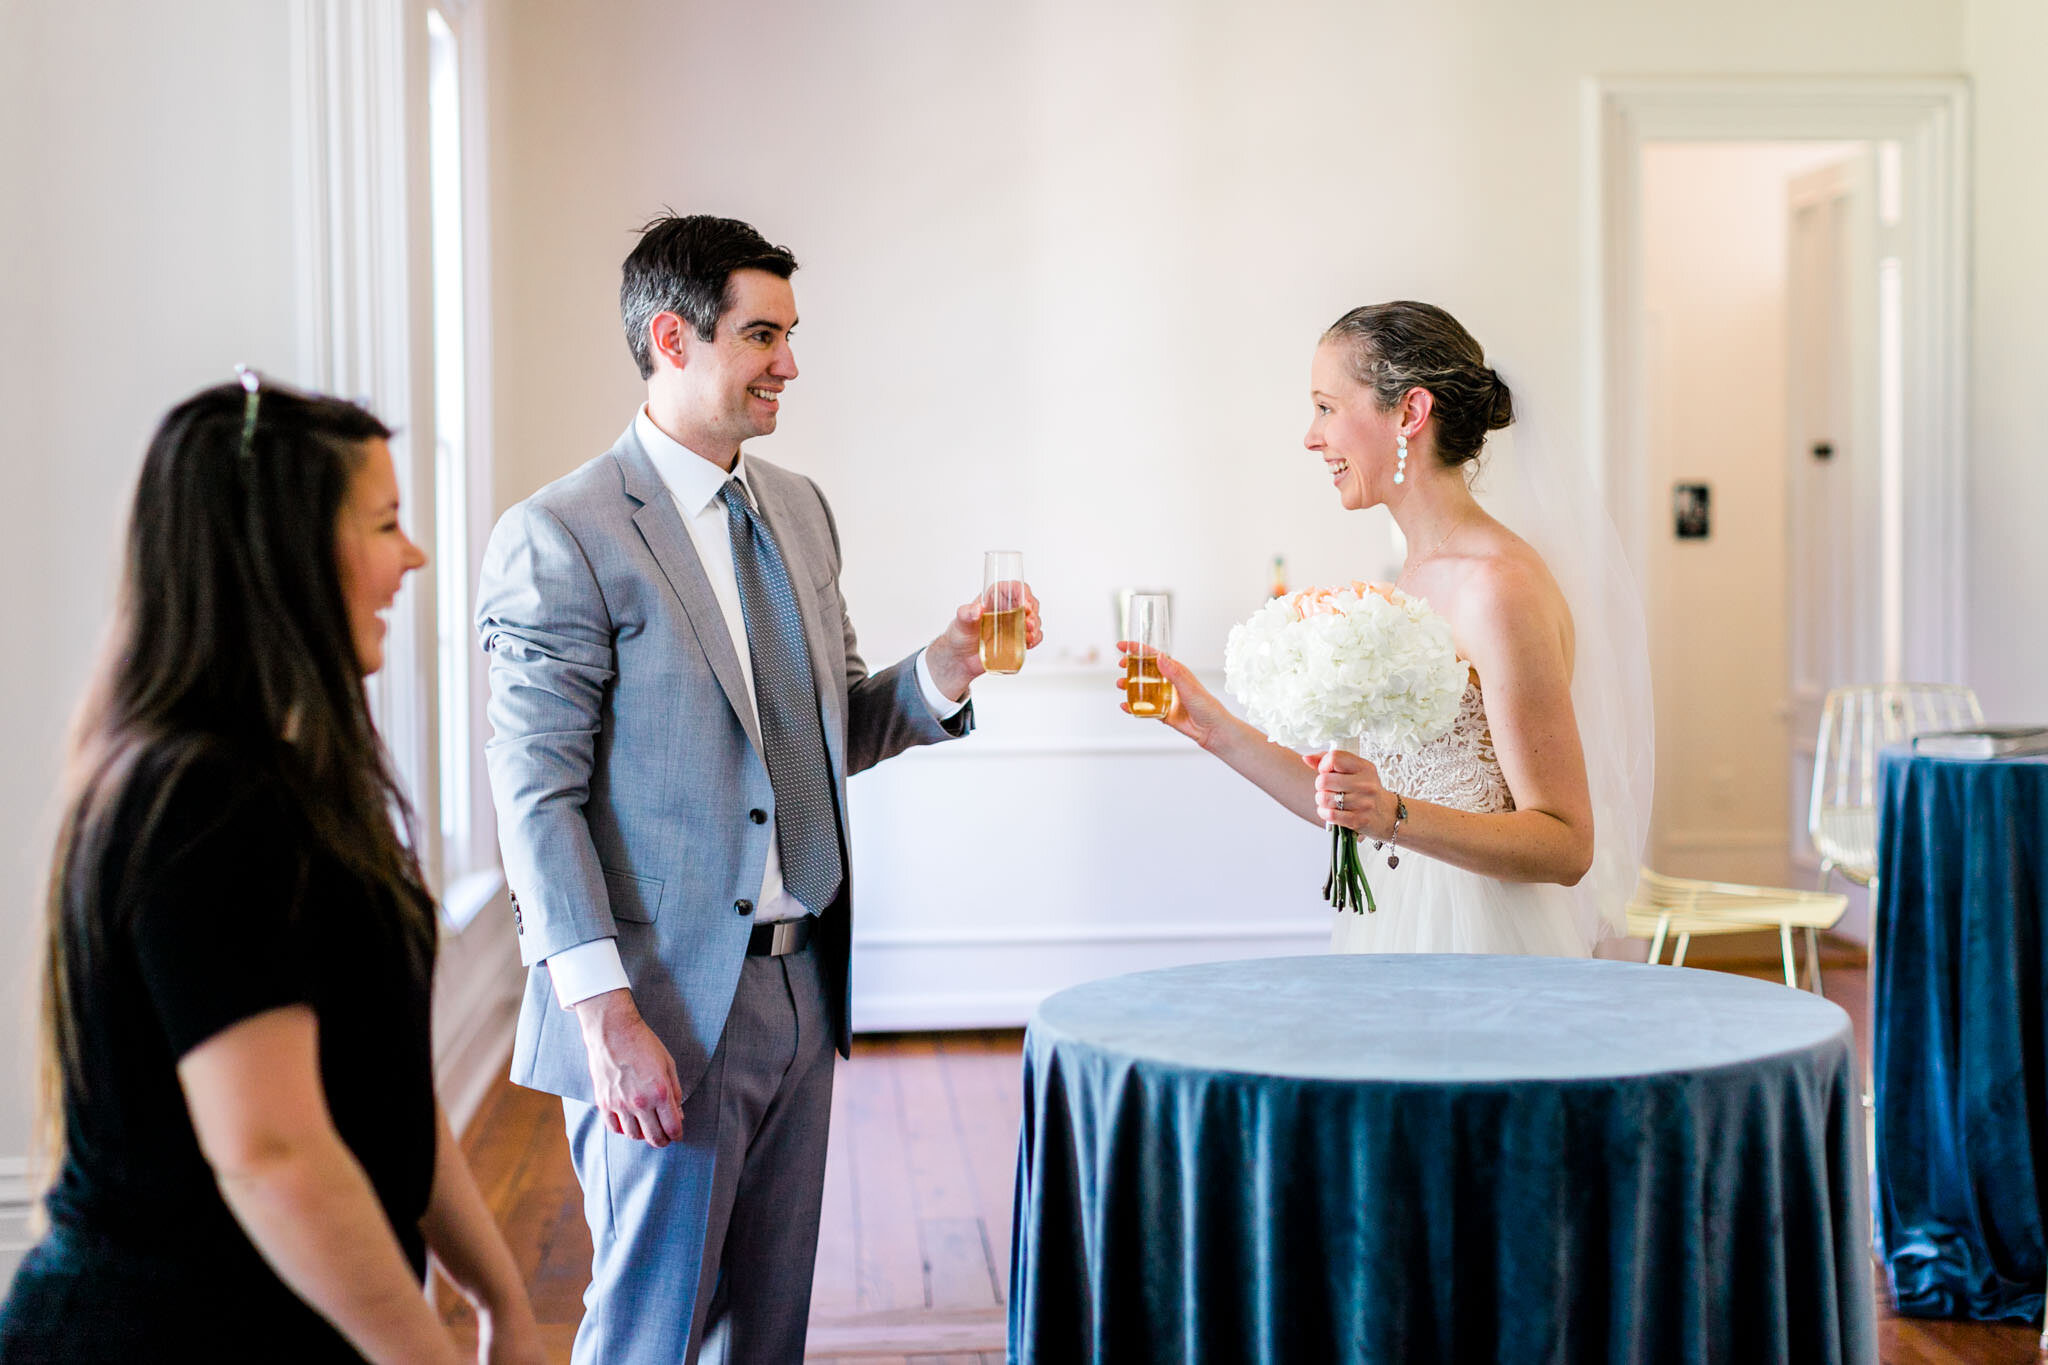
[234,364,262,460]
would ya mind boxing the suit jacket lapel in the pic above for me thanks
[751,469,848,776]
[612,434,768,763]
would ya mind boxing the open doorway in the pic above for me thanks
[1588,80,1970,949]
[1640,140,1878,908]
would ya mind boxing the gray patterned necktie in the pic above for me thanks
[720,479,843,914]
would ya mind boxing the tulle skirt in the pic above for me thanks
[1328,839,1590,957]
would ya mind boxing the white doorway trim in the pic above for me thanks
[1582,77,1971,685]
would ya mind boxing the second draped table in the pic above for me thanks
[1009,954,1873,1365]
[1874,746,2048,1320]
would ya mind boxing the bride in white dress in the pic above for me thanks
[1129,302,1652,956]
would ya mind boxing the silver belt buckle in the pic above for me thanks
[769,920,802,956]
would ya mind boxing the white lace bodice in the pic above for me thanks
[1359,677,1515,815]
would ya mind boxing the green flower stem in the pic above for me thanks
[1324,824,1377,915]
[1326,823,1342,908]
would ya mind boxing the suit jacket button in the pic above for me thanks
[734,898,754,916]
[749,808,767,825]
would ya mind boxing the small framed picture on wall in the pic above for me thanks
[1673,483,1710,540]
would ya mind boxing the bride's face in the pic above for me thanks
[1306,343,1397,511]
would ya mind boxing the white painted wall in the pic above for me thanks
[0,0,303,1207]
[9,0,2040,1239]
[1965,0,2048,722]
[487,1,1969,675]
[483,0,1974,1021]
[0,0,523,1271]
[1640,142,1860,887]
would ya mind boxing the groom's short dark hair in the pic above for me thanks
[621,214,799,380]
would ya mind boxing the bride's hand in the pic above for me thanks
[1114,646,1225,748]
[1303,748,1395,838]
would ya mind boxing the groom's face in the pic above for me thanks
[669,268,800,458]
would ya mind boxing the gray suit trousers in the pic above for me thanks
[565,944,835,1365]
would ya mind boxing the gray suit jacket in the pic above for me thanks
[476,424,969,1104]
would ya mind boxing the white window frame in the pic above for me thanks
[288,0,500,928]
[423,0,500,929]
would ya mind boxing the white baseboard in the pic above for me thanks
[850,922,1332,1032]
[0,1156,34,1288]
[1660,828,1790,852]
[854,988,1057,1033]
[438,992,520,1134]
[433,899,523,1133]
[852,918,1334,949]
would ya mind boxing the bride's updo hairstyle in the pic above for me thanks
[1323,301,1514,467]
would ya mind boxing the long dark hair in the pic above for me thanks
[37,378,434,1178]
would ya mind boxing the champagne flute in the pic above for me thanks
[980,551,1027,674]
[1123,592,1174,719]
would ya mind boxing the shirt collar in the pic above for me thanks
[633,407,752,516]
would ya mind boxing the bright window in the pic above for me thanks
[426,3,497,929]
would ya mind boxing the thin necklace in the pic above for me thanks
[1396,517,1469,591]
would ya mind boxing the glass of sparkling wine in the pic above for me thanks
[979,551,1027,674]
[1124,592,1174,719]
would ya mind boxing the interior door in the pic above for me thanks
[1785,150,1882,883]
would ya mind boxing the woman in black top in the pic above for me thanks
[0,378,542,1362]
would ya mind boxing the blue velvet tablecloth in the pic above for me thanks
[1874,746,2048,1321]
[1008,954,1871,1365]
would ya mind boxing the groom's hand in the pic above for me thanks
[571,988,684,1146]
[925,583,1044,701]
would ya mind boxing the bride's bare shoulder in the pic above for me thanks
[1449,530,1574,657]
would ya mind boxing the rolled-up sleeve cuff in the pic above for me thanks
[546,937,629,1009]
[915,648,969,719]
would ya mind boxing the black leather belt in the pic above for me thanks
[747,916,815,957]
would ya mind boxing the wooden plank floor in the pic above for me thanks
[438,960,2045,1363]
[436,1029,1018,1362]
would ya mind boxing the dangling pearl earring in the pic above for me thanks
[1393,434,1408,485]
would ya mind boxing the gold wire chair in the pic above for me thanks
[1808,684,1982,1092]
[1626,869,1848,993]
[1808,683,1982,894]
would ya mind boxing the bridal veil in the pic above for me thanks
[1469,381,1655,951]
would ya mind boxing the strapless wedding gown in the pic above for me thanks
[1328,677,1590,957]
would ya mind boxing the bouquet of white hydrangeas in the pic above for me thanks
[1223,582,1467,913]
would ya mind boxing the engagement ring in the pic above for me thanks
[1335,792,1347,811]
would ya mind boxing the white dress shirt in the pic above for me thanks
[545,408,966,1009]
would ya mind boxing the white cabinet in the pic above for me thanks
[847,669,1331,1031]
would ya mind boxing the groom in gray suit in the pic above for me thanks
[476,214,1038,1363]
